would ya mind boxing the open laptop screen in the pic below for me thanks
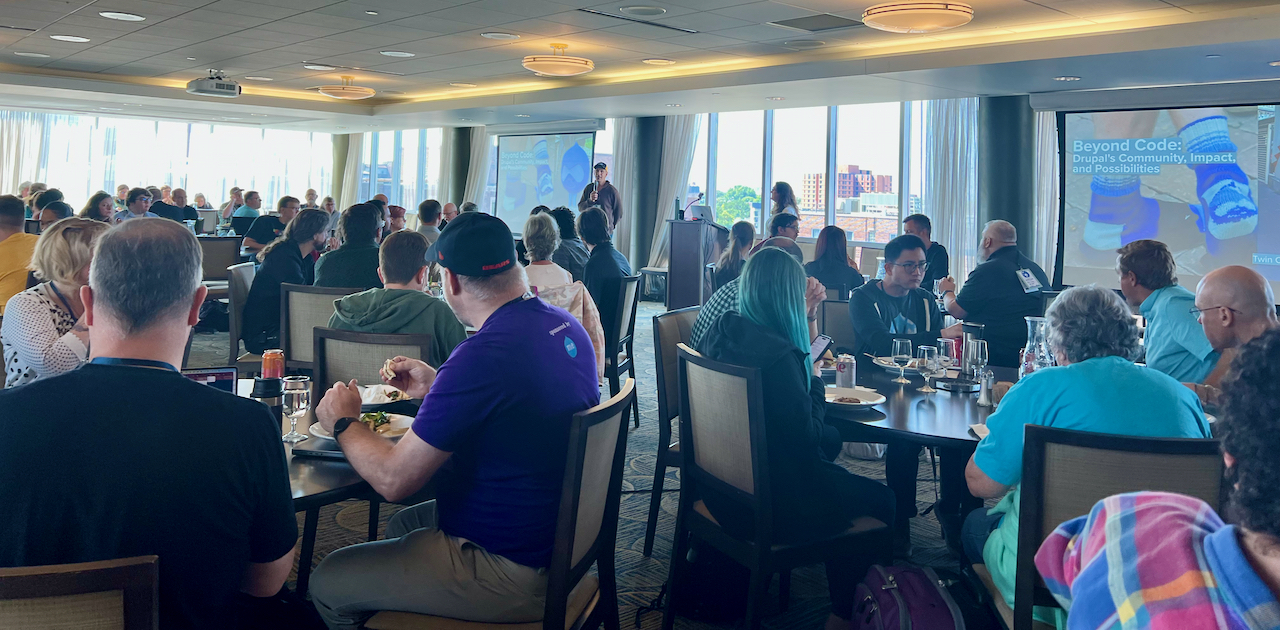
[181,367,237,394]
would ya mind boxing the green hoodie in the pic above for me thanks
[328,288,467,368]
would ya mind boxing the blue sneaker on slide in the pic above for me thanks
[1192,163,1258,241]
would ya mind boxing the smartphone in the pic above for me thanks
[810,334,833,362]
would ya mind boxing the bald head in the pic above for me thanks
[980,220,1017,260]
[1196,265,1279,351]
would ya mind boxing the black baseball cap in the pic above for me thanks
[426,211,517,277]
[593,162,607,170]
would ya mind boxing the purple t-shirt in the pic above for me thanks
[412,296,599,568]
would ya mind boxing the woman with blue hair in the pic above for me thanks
[696,246,896,630]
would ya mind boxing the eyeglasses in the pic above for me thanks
[136,197,151,203]
[1190,305,1240,320]
[887,261,930,273]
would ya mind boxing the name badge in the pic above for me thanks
[1016,268,1042,293]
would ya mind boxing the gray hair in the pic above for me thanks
[1046,285,1141,363]
[985,220,1017,244]
[456,264,528,301]
[522,213,559,262]
[90,218,202,335]
[459,201,478,214]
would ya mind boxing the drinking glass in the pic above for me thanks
[966,339,989,378]
[917,346,939,393]
[891,338,912,385]
[933,278,946,309]
[282,375,311,443]
[937,338,956,371]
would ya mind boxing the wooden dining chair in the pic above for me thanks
[226,262,261,375]
[819,299,856,356]
[643,305,700,557]
[365,379,636,630]
[198,236,240,300]
[280,284,360,372]
[663,345,891,630]
[0,555,159,630]
[604,275,641,428]
[971,425,1222,630]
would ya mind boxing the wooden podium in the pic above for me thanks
[666,219,727,310]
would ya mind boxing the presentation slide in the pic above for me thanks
[495,132,595,233]
[1063,105,1280,294]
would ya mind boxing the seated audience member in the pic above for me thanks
[113,183,128,209]
[148,188,186,223]
[522,213,572,290]
[459,201,478,214]
[234,190,262,218]
[160,184,173,205]
[0,218,297,628]
[242,196,300,254]
[937,220,1050,368]
[548,206,588,282]
[315,203,383,290]
[303,188,320,210]
[804,225,864,298]
[172,188,198,221]
[1118,239,1222,383]
[37,201,74,231]
[0,195,38,313]
[416,200,443,246]
[80,191,115,222]
[848,234,969,552]
[964,285,1211,618]
[714,220,754,291]
[147,186,164,207]
[321,196,339,232]
[2,218,109,388]
[24,182,47,217]
[902,213,948,288]
[194,192,213,209]
[690,238,818,349]
[220,187,244,219]
[1035,328,1280,630]
[309,212,599,629]
[438,202,458,229]
[328,231,465,368]
[33,188,63,215]
[696,247,894,630]
[579,207,632,338]
[1189,265,1279,405]
[515,206,550,266]
[241,209,330,354]
[114,187,159,222]
[751,212,799,252]
[387,205,407,233]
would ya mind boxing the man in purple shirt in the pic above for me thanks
[310,212,599,630]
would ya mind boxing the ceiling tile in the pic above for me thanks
[711,23,803,40]
[651,11,753,31]
[539,10,625,28]
[600,22,687,39]
[495,18,593,37]
[423,5,526,27]
[312,2,418,24]
[713,1,818,23]
[658,31,744,47]
[469,0,579,18]
[387,14,487,33]
[168,8,274,28]
[326,24,441,43]
[663,0,757,9]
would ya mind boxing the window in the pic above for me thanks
[686,114,708,209]
[357,128,445,210]
[771,106,828,238]
[595,118,614,173]
[714,110,764,229]
[834,103,901,244]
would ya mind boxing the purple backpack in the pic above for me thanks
[854,565,966,630]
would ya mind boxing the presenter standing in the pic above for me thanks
[578,162,622,231]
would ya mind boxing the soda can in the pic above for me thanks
[835,354,856,389]
[262,349,285,380]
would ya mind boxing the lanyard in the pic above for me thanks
[47,282,76,317]
[88,357,179,373]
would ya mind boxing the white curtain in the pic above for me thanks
[0,111,48,196]
[925,98,981,283]
[336,132,364,211]
[436,127,455,205]
[610,117,639,263]
[462,126,489,207]
[1032,111,1061,282]
[647,114,702,268]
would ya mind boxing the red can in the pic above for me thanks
[262,349,285,379]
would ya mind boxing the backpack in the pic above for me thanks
[668,539,751,623]
[854,565,966,630]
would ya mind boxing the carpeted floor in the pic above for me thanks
[187,300,963,629]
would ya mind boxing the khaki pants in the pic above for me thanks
[310,500,547,630]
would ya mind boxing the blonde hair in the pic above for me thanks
[31,217,110,284]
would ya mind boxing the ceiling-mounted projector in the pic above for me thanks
[186,70,241,98]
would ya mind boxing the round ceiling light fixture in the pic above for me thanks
[642,58,675,65]
[380,50,414,57]
[449,82,478,87]
[766,96,785,101]
[99,11,145,21]
[14,51,50,58]
[365,10,379,15]
[619,6,667,17]
[481,32,520,40]
[784,40,825,49]
[303,63,336,70]
[50,35,91,42]
[317,75,377,100]
[1269,60,1280,67]
[1053,75,1081,81]
[861,2,973,34]
[522,43,593,77]
[515,114,531,118]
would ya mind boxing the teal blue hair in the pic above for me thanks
[738,247,812,374]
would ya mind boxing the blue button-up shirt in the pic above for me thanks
[1140,284,1219,383]
[113,210,159,222]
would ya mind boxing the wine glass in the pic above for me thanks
[967,339,989,380]
[282,375,311,443]
[937,338,956,372]
[917,346,939,393]
[891,338,912,385]
[933,278,946,309]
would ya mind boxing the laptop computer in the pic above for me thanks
[181,367,237,394]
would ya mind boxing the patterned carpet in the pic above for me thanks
[187,300,962,629]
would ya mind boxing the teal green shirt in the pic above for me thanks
[231,205,259,218]
[1140,284,1219,383]
[973,355,1210,614]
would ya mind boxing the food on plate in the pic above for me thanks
[384,388,407,402]
[832,396,863,404]
[818,358,837,369]
[359,411,391,433]
[380,359,397,382]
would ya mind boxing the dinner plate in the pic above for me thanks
[872,356,925,374]
[359,384,410,405]
[309,414,413,440]
[824,386,886,408]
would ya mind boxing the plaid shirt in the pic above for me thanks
[690,278,739,349]
[1035,492,1280,630]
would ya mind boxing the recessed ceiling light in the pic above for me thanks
[337,126,347,129]
[243,76,273,81]
[619,6,667,17]
[1269,60,1280,67]
[1053,75,1081,81]
[481,32,520,40]
[98,11,145,21]
[460,118,472,121]
[14,52,50,58]
[515,114,531,118]
[380,50,414,57]
[186,57,196,60]
[303,64,336,70]
[99,107,123,111]
[250,113,268,117]
[49,35,90,42]
[784,40,825,49]
[766,96,785,101]
[449,82,478,88]
[642,58,675,66]
[1205,54,1221,59]
[666,103,681,107]
[365,10,379,15]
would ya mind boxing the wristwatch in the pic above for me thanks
[332,417,358,438]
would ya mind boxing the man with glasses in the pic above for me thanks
[1188,265,1279,404]
[937,220,1049,368]
[114,188,160,222]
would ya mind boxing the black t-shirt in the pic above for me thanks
[921,241,950,289]
[954,245,1050,368]
[0,363,297,629]
[244,215,285,246]
[848,280,944,363]
[149,201,185,222]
